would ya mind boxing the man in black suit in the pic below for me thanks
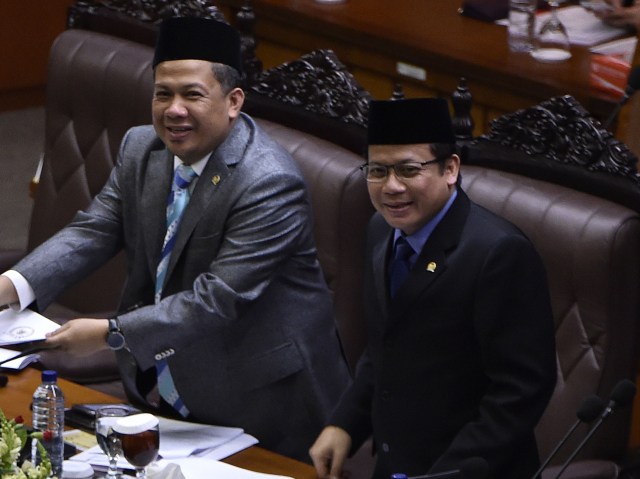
[309,98,557,479]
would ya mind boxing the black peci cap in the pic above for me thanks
[153,17,242,73]
[367,98,455,145]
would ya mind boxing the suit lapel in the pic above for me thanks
[163,115,251,285]
[388,191,471,324]
[142,149,173,280]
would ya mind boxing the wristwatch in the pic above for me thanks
[106,318,126,351]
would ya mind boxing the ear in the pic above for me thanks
[445,154,460,187]
[227,87,245,120]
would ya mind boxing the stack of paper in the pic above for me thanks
[70,416,260,475]
[0,308,59,345]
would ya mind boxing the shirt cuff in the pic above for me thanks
[1,270,36,311]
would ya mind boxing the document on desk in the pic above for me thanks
[497,6,628,46]
[155,457,294,479]
[0,308,59,346]
[0,346,41,370]
[71,416,259,472]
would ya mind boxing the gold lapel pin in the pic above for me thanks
[211,174,221,185]
[426,262,437,273]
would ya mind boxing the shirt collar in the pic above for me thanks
[172,154,209,176]
[393,188,458,256]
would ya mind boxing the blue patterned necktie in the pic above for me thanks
[154,163,197,418]
[155,163,198,303]
[389,236,414,297]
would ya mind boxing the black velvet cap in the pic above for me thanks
[153,17,242,73]
[367,98,456,145]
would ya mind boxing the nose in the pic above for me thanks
[381,168,406,192]
[166,97,188,117]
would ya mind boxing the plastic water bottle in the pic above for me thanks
[32,370,65,477]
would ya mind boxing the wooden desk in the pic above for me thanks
[217,0,622,136]
[0,368,316,479]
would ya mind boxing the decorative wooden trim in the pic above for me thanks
[68,0,225,27]
[250,49,371,128]
[479,95,640,184]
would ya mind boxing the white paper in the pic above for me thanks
[590,36,638,62]
[0,309,59,345]
[156,457,293,479]
[70,417,257,470]
[0,346,39,370]
[548,6,628,46]
[497,5,628,46]
[157,416,245,459]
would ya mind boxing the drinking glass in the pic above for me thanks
[95,406,131,479]
[531,0,572,62]
[113,413,160,479]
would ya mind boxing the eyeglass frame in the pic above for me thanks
[359,155,450,183]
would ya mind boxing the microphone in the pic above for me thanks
[551,379,638,479]
[603,65,640,129]
[530,394,606,479]
[390,456,489,479]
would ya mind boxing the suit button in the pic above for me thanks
[381,390,391,401]
[382,443,390,453]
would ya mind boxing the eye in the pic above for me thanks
[153,90,170,100]
[396,164,422,177]
[367,165,388,178]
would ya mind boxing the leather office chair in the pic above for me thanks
[461,95,640,479]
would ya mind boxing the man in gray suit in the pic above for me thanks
[0,17,350,461]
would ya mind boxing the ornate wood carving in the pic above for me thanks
[68,0,225,27]
[478,95,640,184]
[250,49,371,128]
[452,77,474,141]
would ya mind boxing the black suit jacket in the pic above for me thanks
[332,189,557,479]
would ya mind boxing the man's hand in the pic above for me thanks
[309,425,352,479]
[44,318,110,356]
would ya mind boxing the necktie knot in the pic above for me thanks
[174,164,197,190]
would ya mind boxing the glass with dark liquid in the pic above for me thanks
[113,413,160,479]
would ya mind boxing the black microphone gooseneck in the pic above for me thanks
[603,66,640,129]
[530,394,606,479]
[551,379,638,479]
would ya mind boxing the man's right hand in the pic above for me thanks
[309,425,352,479]
[0,275,19,309]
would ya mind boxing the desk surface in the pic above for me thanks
[0,368,316,479]
[220,0,621,119]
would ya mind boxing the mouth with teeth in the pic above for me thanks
[166,126,192,140]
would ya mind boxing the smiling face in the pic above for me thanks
[152,59,244,164]
[367,143,459,235]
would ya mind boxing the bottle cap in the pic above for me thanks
[61,460,94,478]
[42,370,57,382]
[113,413,159,434]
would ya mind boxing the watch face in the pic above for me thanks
[108,331,126,350]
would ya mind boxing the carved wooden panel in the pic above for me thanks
[250,49,371,128]
[68,0,225,25]
[479,95,640,185]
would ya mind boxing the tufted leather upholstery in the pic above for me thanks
[3,29,374,389]
[5,20,639,479]
[462,165,640,477]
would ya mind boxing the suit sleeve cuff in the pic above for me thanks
[2,270,36,311]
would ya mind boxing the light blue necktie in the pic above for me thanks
[154,163,197,417]
[155,163,198,303]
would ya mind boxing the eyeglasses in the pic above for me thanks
[359,158,444,183]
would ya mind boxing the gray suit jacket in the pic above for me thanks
[16,114,351,461]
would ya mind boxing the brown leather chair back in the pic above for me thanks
[33,28,374,374]
[461,96,640,478]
